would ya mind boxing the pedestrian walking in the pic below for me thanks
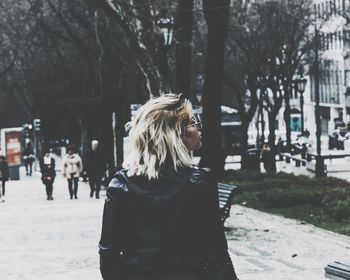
[98,94,239,280]
[62,145,82,199]
[261,143,274,173]
[23,139,35,176]
[0,156,9,202]
[83,140,106,199]
[40,149,56,200]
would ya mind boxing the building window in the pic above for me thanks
[345,70,350,87]
[322,2,325,18]
[318,60,341,104]
[334,0,336,13]
[330,0,334,14]
[331,33,334,49]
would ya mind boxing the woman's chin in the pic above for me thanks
[195,142,202,150]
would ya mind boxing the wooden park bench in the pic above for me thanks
[325,261,350,279]
[217,183,238,225]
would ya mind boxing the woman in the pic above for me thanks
[40,149,56,200]
[261,143,273,173]
[0,155,9,202]
[99,94,239,280]
[62,145,82,199]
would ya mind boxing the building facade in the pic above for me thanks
[275,0,350,138]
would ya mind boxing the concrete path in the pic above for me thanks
[1,170,350,279]
[227,206,350,280]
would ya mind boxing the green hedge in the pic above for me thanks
[331,199,350,221]
[258,188,324,208]
[225,170,350,234]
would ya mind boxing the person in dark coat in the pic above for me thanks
[98,94,239,280]
[40,149,56,200]
[84,140,106,199]
[261,143,274,173]
[23,139,35,176]
[0,155,9,202]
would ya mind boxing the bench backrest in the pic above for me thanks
[217,183,237,224]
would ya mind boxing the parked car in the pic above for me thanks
[277,134,311,155]
[334,118,346,130]
[290,141,308,155]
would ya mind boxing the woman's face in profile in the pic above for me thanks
[183,115,202,151]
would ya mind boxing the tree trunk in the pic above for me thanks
[239,120,250,170]
[199,0,230,178]
[114,97,126,167]
[267,111,277,173]
[238,85,259,170]
[283,85,292,153]
[99,104,115,177]
[80,120,89,157]
[259,94,266,145]
[174,0,194,100]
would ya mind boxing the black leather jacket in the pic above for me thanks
[98,167,238,280]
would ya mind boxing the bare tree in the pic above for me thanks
[199,0,230,177]
[174,0,194,100]
[228,0,314,171]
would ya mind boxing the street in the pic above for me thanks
[1,168,350,280]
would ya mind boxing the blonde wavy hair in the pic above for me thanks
[123,94,194,179]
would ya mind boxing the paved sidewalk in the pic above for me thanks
[1,171,350,279]
[227,206,350,280]
[0,172,104,280]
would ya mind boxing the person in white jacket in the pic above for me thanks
[62,145,82,199]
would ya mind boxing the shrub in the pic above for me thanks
[226,170,267,182]
[332,199,350,221]
[258,188,324,208]
[323,188,350,205]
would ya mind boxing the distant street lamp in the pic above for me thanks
[156,9,174,47]
[294,75,307,133]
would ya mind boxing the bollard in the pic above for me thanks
[306,153,312,162]
[316,156,326,177]
[286,156,291,163]
[301,151,306,159]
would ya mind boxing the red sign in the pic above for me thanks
[5,131,22,165]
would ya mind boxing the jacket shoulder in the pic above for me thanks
[108,169,129,193]
[188,167,216,185]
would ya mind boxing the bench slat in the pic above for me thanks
[218,185,236,190]
[217,183,237,224]
[325,261,350,280]
[219,190,232,196]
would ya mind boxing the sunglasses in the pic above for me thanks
[184,115,202,131]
